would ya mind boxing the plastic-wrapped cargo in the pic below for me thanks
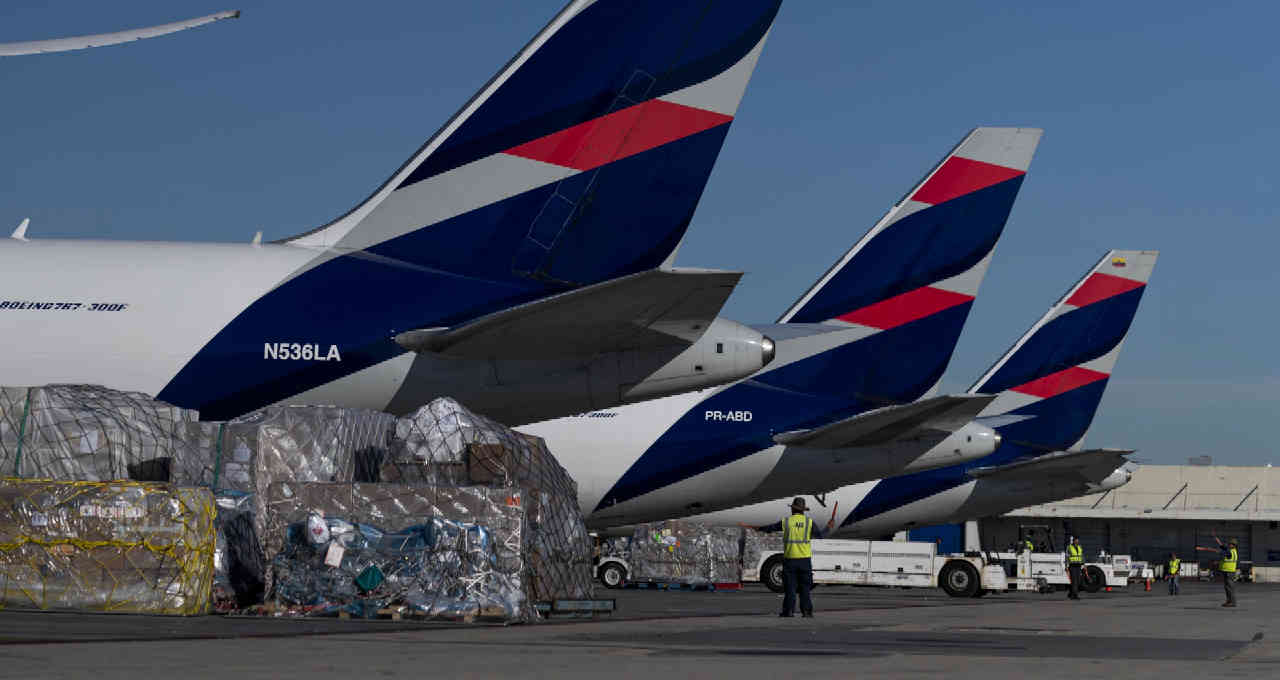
[383,397,531,485]
[211,493,265,612]
[629,521,745,585]
[0,479,215,615]
[199,405,397,593]
[0,385,210,484]
[599,536,632,560]
[261,482,527,622]
[206,405,395,494]
[740,527,779,574]
[389,398,594,603]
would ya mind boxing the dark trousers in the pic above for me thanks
[1067,563,1082,599]
[1168,574,1180,595]
[782,557,813,615]
[1223,571,1236,604]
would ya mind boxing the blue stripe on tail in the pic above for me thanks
[401,1,781,186]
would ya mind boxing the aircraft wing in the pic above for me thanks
[967,448,1134,483]
[772,394,997,449]
[393,268,741,360]
[0,11,239,57]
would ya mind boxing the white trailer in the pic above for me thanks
[744,539,1127,597]
[745,539,1009,598]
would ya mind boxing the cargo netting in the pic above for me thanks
[0,479,215,615]
[741,527,779,575]
[386,398,594,605]
[0,385,207,483]
[201,405,396,599]
[261,483,527,621]
[629,521,747,585]
[598,536,632,561]
[0,387,594,621]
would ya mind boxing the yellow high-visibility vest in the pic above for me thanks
[1023,540,1034,553]
[1221,547,1238,573]
[782,514,813,559]
[1067,544,1084,564]
[1168,558,1180,575]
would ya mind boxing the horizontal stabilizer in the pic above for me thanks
[773,394,997,449]
[967,448,1134,483]
[393,268,741,359]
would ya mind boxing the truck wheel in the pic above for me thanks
[762,556,785,593]
[599,562,627,589]
[940,561,980,598]
[1083,566,1105,593]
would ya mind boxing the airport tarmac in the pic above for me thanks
[0,580,1275,679]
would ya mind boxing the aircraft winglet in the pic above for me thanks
[10,218,29,241]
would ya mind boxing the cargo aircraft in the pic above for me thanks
[682,249,1157,537]
[522,126,1044,528]
[1,1,786,424]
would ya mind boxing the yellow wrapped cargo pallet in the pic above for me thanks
[0,479,215,615]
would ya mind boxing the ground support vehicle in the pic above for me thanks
[744,539,1011,598]
[987,551,1129,593]
[744,540,1129,597]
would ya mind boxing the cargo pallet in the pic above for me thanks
[534,599,617,619]
[234,602,511,623]
[621,581,742,591]
[337,607,509,623]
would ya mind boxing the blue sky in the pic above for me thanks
[2,1,1277,465]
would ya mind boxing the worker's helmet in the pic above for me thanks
[790,497,807,512]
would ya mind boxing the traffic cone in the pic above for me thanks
[1105,586,1112,592]
[1144,578,1151,592]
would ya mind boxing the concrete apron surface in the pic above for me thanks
[0,580,1275,679]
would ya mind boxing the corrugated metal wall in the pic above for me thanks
[980,517,1264,566]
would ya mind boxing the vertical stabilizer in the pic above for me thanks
[285,0,784,288]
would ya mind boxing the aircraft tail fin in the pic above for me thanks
[970,249,1159,452]
[755,127,1041,405]
[283,0,783,289]
[778,126,1042,326]
[842,251,1156,528]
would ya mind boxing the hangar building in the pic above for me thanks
[978,464,1280,567]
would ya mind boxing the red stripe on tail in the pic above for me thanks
[1065,272,1146,308]
[1009,366,1109,399]
[836,286,973,330]
[504,99,732,171]
[911,156,1024,205]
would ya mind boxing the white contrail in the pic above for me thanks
[0,10,240,57]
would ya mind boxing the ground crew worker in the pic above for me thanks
[1196,533,1239,607]
[1166,552,1181,596]
[1066,536,1085,600]
[1021,538,1035,554]
[754,497,835,618]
